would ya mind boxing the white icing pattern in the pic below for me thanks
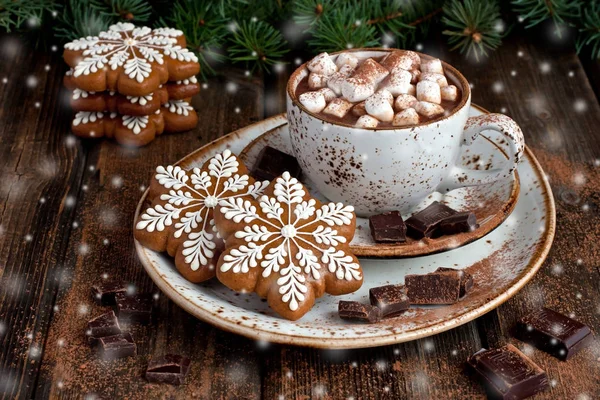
[65,22,198,83]
[73,111,103,125]
[219,172,361,311]
[127,94,153,105]
[136,150,268,271]
[122,115,149,134]
[165,100,193,116]
[72,88,93,100]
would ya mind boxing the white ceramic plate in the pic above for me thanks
[134,105,555,349]
[239,117,520,257]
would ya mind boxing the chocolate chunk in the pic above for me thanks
[338,301,381,323]
[435,267,473,297]
[369,285,410,318]
[146,354,191,385]
[405,270,461,304]
[513,307,593,361]
[115,292,153,324]
[91,281,127,305]
[97,333,136,360]
[467,344,549,400]
[405,201,456,239]
[438,211,478,235]
[369,211,407,243]
[252,146,302,182]
[86,310,122,344]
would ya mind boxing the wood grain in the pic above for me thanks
[1,28,600,400]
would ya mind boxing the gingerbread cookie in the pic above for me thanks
[162,100,198,132]
[213,172,363,320]
[63,23,199,96]
[135,150,269,282]
[166,76,200,100]
[68,86,170,116]
[71,110,165,147]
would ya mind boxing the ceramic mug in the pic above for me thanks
[286,49,525,217]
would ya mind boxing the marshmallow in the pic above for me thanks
[441,85,459,101]
[323,98,354,118]
[393,108,420,127]
[394,94,417,111]
[299,91,326,113]
[335,53,359,69]
[341,58,389,102]
[414,101,444,118]
[421,58,443,74]
[416,80,441,104]
[420,72,448,87]
[380,69,412,96]
[355,115,379,128]
[308,73,328,89]
[327,64,355,95]
[352,101,367,116]
[407,84,416,96]
[307,52,337,76]
[365,90,394,122]
[381,50,420,73]
[317,87,337,102]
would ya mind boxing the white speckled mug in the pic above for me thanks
[287,49,525,217]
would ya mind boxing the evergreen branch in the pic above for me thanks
[228,20,289,72]
[576,1,600,59]
[0,0,56,32]
[442,0,506,61]
[90,0,152,23]
[511,0,582,36]
[292,0,330,27]
[162,0,228,78]
[54,0,111,41]
[307,1,380,53]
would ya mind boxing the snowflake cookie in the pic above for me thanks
[63,23,200,96]
[213,172,363,321]
[135,150,269,283]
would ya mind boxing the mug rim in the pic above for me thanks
[287,48,471,131]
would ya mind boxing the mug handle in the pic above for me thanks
[438,113,525,192]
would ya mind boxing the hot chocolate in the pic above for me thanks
[295,50,462,128]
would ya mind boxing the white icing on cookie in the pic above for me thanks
[72,88,93,100]
[219,172,361,311]
[122,115,148,134]
[127,94,153,105]
[165,100,193,116]
[175,76,198,85]
[73,111,104,125]
[136,150,269,271]
[65,23,198,82]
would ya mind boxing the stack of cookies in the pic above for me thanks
[62,23,201,147]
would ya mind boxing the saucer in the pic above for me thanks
[134,104,555,348]
[239,109,520,257]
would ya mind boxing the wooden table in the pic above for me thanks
[1,29,599,399]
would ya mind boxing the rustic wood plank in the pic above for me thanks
[33,71,264,399]
[0,35,87,399]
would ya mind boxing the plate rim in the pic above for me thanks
[133,105,556,348]
[237,109,521,258]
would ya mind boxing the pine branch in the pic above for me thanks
[161,0,229,78]
[292,0,331,27]
[228,20,289,72]
[90,0,152,23]
[442,0,506,61]
[54,0,111,41]
[511,0,582,36]
[576,1,600,59]
[0,0,56,33]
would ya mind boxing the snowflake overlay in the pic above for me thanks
[218,172,362,311]
[136,150,268,272]
[65,22,198,83]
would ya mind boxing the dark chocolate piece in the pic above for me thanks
[338,301,381,323]
[146,354,191,385]
[97,333,136,360]
[405,270,461,304]
[91,281,126,305]
[86,310,122,344]
[369,211,407,243]
[252,146,302,182]
[115,292,153,324]
[467,344,549,400]
[438,211,478,235]
[513,307,593,361]
[369,285,410,318]
[435,267,474,297]
[405,201,456,239]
